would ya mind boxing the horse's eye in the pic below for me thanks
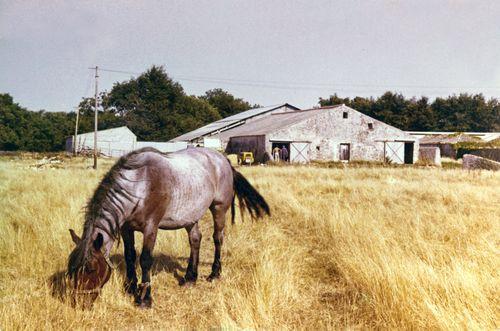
[83,265,96,273]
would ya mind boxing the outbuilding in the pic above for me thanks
[170,103,299,148]
[66,126,187,157]
[223,105,418,164]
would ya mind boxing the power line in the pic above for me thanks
[97,66,500,91]
[99,68,141,75]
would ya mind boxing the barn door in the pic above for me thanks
[385,142,405,164]
[290,142,310,163]
[339,143,350,161]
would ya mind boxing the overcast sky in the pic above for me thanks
[1,0,499,111]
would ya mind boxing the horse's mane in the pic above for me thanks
[68,147,165,277]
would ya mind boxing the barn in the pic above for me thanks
[170,103,299,148]
[221,104,418,164]
[66,126,187,157]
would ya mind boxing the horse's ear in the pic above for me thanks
[93,233,104,251]
[69,229,81,245]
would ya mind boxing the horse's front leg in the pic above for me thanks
[121,224,137,295]
[182,222,202,285]
[135,225,158,308]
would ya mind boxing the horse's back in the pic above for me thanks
[137,147,233,228]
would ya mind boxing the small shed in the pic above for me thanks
[66,126,137,157]
[66,126,187,157]
[418,133,481,158]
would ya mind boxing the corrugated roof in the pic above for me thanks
[171,103,298,142]
[218,106,342,138]
[75,126,135,137]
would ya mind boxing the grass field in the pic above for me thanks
[0,155,499,330]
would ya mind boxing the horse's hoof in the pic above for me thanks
[124,283,137,296]
[206,274,220,282]
[179,278,196,287]
[135,297,152,309]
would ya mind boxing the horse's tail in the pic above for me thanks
[231,193,236,224]
[232,169,270,222]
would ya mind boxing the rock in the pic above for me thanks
[462,154,500,171]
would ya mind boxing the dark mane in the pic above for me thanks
[68,147,165,277]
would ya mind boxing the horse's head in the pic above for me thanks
[67,229,112,307]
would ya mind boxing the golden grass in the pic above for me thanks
[0,156,499,330]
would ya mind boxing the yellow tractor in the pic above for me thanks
[238,152,254,166]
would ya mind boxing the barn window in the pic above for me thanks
[368,123,373,130]
[316,146,320,151]
[343,111,348,119]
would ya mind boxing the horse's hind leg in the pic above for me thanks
[121,224,137,295]
[182,222,202,285]
[207,204,228,281]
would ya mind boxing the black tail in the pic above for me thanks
[232,169,270,223]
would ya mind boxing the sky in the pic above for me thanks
[1,0,500,111]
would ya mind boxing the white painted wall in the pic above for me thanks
[66,126,188,157]
[136,141,187,153]
[66,126,137,157]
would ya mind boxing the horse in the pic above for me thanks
[66,147,270,308]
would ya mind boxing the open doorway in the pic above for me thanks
[339,143,350,161]
[271,142,290,162]
[404,142,414,164]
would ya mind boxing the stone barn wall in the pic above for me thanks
[266,106,418,163]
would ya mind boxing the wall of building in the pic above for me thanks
[226,135,268,162]
[136,141,187,153]
[215,105,298,149]
[66,127,137,157]
[419,143,457,159]
[66,127,188,157]
[265,106,418,163]
[419,147,441,166]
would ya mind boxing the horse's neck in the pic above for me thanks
[103,235,115,258]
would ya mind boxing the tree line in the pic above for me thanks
[1,65,499,152]
[319,92,499,132]
[0,66,255,151]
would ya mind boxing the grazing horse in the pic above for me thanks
[66,147,269,308]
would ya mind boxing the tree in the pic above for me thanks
[105,66,220,141]
[201,88,256,118]
[318,93,351,107]
[0,93,76,151]
[0,94,26,150]
[406,97,435,131]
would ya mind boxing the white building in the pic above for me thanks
[66,126,187,157]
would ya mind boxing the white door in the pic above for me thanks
[385,142,405,164]
[290,142,310,163]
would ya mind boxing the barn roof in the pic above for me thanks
[170,103,299,142]
[219,105,342,138]
[419,133,482,144]
[74,126,136,138]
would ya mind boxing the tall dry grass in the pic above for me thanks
[0,156,498,330]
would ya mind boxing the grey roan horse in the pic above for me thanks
[67,147,270,308]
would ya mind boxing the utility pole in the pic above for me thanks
[92,66,99,169]
[73,107,80,156]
